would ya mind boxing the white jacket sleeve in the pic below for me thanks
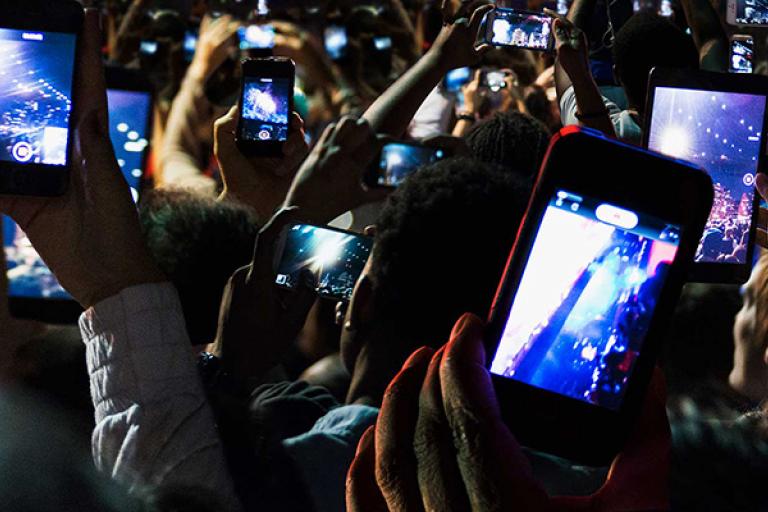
[80,283,242,510]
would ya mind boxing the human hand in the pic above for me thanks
[535,65,557,90]
[429,4,494,72]
[548,12,590,80]
[215,106,309,222]
[460,69,483,114]
[188,14,239,84]
[210,207,317,383]
[347,313,671,512]
[441,0,493,23]
[755,174,768,249]
[283,117,391,225]
[0,9,164,308]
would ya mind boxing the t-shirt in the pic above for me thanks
[559,85,643,146]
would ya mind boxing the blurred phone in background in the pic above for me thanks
[239,24,275,50]
[183,30,198,62]
[443,67,472,94]
[365,141,449,188]
[373,36,392,52]
[140,40,159,56]
[483,69,509,92]
[324,25,348,60]
[727,0,768,25]
[730,35,754,74]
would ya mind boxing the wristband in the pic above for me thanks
[456,112,476,123]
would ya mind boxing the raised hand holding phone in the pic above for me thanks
[0,8,164,308]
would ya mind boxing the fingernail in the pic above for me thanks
[403,346,434,369]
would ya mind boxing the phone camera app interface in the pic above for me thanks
[648,87,766,264]
[276,225,373,301]
[241,77,290,142]
[0,29,77,167]
[490,191,680,411]
[491,11,552,50]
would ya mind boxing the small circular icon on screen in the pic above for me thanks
[258,130,271,140]
[11,142,33,163]
[744,173,756,187]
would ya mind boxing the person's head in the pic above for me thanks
[139,189,259,346]
[466,111,551,181]
[339,158,530,402]
[731,251,768,402]
[612,12,698,112]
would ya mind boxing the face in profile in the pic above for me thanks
[731,254,768,402]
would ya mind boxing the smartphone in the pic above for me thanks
[373,36,392,52]
[236,58,295,157]
[727,0,768,25]
[183,30,198,62]
[324,25,348,60]
[239,24,275,51]
[275,224,373,301]
[443,67,473,94]
[0,0,83,197]
[484,8,554,52]
[485,127,713,465]
[659,0,674,16]
[140,40,159,56]
[364,141,449,188]
[4,66,154,323]
[644,67,768,283]
[483,69,509,92]
[730,35,754,74]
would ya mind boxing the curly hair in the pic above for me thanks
[139,189,259,345]
[369,158,531,348]
[466,111,551,181]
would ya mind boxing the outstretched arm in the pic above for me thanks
[363,4,493,138]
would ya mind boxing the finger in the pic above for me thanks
[475,43,492,56]
[75,9,108,131]
[757,173,768,204]
[469,4,495,34]
[290,111,305,132]
[214,107,239,159]
[415,348,471,511]
[284,268,318,325]
[347,427,389,512]
[586,367,671,511]
[249,208,301,281]
[441,314,549,510]
[330,116,366,148]
[376,346,435,512]
[757,228,768,250]
[363,225,377,237]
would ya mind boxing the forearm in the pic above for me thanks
[81,283,242,510]
[110,0,150,63]
[160,71,213,191]
[570,74,617,137]
[679,0,728,71]
[363,51,448,138]
[567,0,599,30]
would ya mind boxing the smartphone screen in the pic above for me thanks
[373,36,392,51]
[485,70,508,92]
[730,38,754,74]
[733,0,768,25]
[183,31,198,62]
[275,224,373,301]
[647,87,766,265]
[444,67,472,94]
[489,190,680,411]
[372,143,447,187]
[239,24,275,51]
[3,86,153,301]
[486,9,553,51]
[240,76,291,143]
[324,25,348,60]
[140,40,159,56]
[0,28,77,168]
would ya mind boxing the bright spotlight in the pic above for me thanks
[315,237,344,266]
[659,126,691,159]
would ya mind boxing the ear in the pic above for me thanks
[346,272,374,333]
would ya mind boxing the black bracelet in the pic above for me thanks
[575,109,610,121]
[457,113,476,123]
[197,352,250,399]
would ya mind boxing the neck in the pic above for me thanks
[345,339,409,407]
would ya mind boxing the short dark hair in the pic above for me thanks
[613,12,698,110]
[466,111,551,181]
[139,189,259,345]
[369,158,531,348]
